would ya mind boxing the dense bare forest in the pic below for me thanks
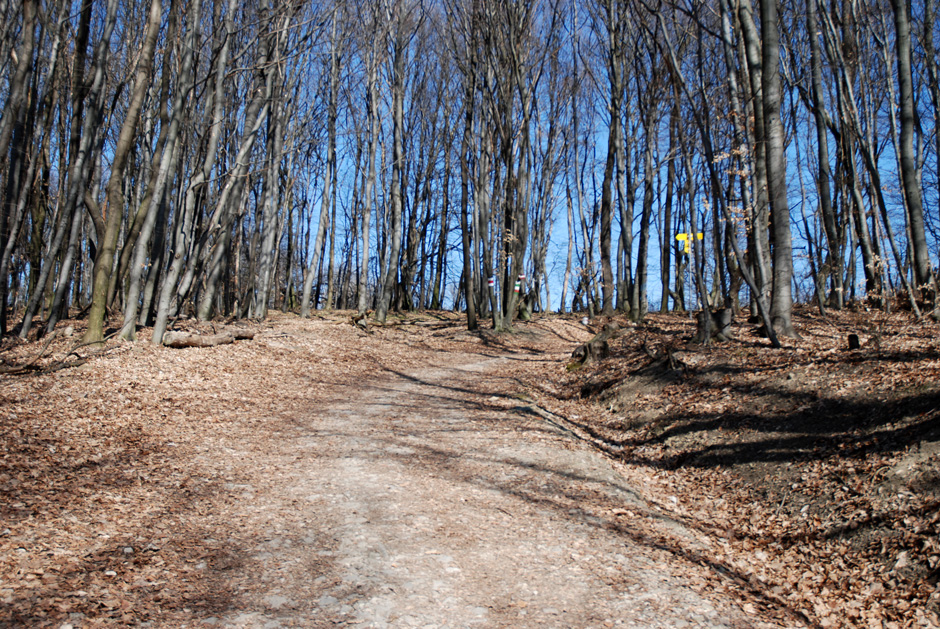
[1,0,939,343]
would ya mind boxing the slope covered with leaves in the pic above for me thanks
[509,308,940,628]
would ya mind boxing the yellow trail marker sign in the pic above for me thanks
[676,232,704,254]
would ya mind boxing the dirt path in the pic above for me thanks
[200,351,784,629]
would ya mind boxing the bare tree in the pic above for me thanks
[357,0,385,315]
[375,0,423,322]
[82,0,164,344]
[591,0,626,316]
[891,0,935,303]
[759,0,797,337]
[120,0,198,341]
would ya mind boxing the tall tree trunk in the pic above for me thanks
[718,0,753,312]
[597,0,622,316]
[660,107,677,312]
[110,2,181,312]
[83,0,163,344]
[737,0,772,305]
[16,0,99,340]
[358,19,381,315]
[459,123,478,325]
[0,0,69,337]
[0,0,38,337]
[324,161,338,310]
[0,0,38,191]
[255,73,288,319]
[155,0,245,340]
[806,0,842,309]
[632,113,655,322]
[376,14,407,324]
[120,0,192,340]
[890,0,934,302]
[759,0,797,337]
[301,11,341,317]
[658,10,780,346]
[431,136,451,311]
[924,0,940,257]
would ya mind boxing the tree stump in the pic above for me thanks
[570,322,622,368]
[351,312,372,333]
[691,308,733,344]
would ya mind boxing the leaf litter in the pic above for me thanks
[506,306,940,629]
[0,307,937,628]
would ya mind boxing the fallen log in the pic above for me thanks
[162,328,255,348]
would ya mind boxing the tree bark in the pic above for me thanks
[83,0,163,344]
[120,0,193,341]
[805,0,842,309]
[458,49,477,329]
[17,0,114,340]
[192,0,259,323]
[301,10,342,317]
[162,328,255,348]
[890,0,934,301]
[759,0,797,337]
[358,11,382,315]
[596,0,623,316]
[376,1,414,323]
[0,0,38,196]
[255,70,289,319]
[737,0,772,305]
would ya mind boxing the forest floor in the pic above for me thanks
[0,307,938,628]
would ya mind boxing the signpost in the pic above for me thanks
[675,232,704,254]
[676,232,704,312]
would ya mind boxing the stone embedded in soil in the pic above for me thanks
[263,594,291,609]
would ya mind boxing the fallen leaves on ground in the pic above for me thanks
[1,306,938,628]
[0,311,474,627]
[501,306,940,629]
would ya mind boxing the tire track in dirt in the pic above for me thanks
[207,353,786,628]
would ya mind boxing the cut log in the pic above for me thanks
[570,322,622,367]
[162,328,255,348]
[162,331,234,348]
